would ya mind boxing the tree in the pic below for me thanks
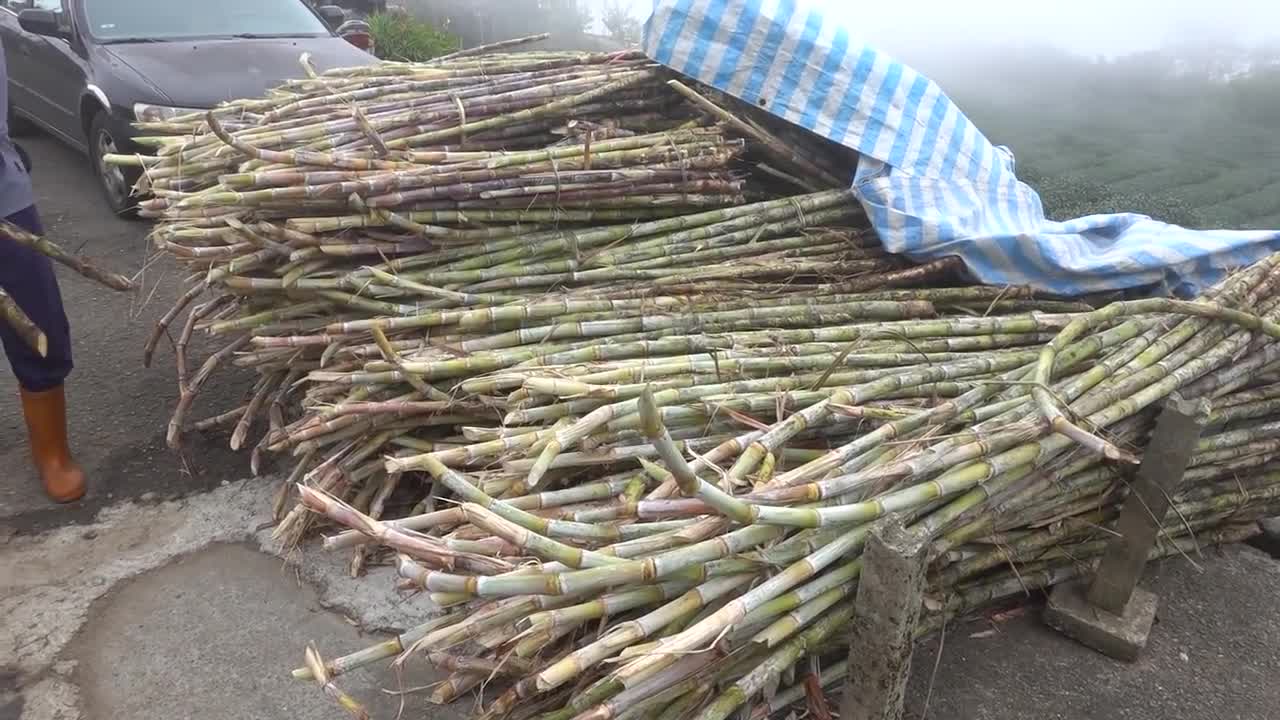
[601,1,642,46]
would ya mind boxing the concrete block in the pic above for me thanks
[1087,393,1206,614]
[1044,577,1159,662]
[841,518,929,720]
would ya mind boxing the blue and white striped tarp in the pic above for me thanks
[643,0,1280,296]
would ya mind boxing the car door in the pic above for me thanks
[0,0,39,117]
[5,0,87,146]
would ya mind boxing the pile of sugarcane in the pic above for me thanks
[118,42,1280,720]
[281,260,1280,720]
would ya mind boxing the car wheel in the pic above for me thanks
[89,110,140,217]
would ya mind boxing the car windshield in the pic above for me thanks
[83,0,330,42]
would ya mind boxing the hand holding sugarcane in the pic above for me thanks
[0,220,133,356]
[0,220,134,292]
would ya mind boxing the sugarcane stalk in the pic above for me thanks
[0,221,134,291]
[0,288,47,357]
[666,80,842,190]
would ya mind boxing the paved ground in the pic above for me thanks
[904,544,1280,720]
[1,137,1278,720]
[1,479,465,720]
[73,544,437,720]
[0,136,246,534]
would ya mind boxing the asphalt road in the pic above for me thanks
[0,135,247,533]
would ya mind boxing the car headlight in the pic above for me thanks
[133,103,207,123]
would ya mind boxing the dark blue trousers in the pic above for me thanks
[0,205,72,391]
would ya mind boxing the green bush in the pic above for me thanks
[367,12,460,62]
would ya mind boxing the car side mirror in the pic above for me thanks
[316,5,348,28]
[17,9,65,38]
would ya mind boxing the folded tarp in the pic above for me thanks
[643,0,1280,295]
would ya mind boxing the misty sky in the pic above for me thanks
[599,0,1277,58]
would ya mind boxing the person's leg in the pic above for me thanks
[0,206,73,388]
[0,205,83,502]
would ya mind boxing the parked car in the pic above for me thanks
[0,0,375,214]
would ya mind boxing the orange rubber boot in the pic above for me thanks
[19,385,86,503]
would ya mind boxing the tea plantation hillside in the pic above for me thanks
[907,42,1280,229]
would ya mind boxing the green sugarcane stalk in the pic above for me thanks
[0,221,134,291]
[1035,298,1280,463]
[666,80,843,190]
[385,70,659,149]
[722,604,858,720]
[534,573,754,693]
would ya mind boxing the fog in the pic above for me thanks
[820,0,1274,59]
[596,0,1277,60]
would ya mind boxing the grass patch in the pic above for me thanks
[368,12,460,62]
